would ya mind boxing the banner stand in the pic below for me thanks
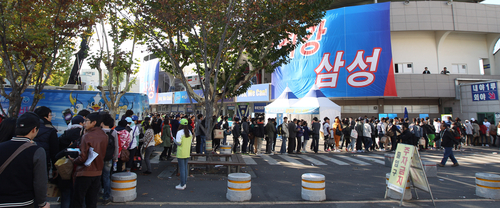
[385,144,435,207]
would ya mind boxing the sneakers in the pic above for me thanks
[175,184,186,190]
[103,198,112,205]
[437,163,445,167]
[485,144,490,147]
[451,163,459,167]
[270,152,274,155]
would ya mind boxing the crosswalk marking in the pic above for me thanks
[297,155,327,166]
[278,155,305,166]
[354,155,385,165]
[316,155,349,165]
[259,154,281,165]
[336,155,371,165]
[241,154,257,165]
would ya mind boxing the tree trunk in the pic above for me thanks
[8,96,22,118]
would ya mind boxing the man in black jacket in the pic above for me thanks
[288,119,298,154]
[0,112,50,208]
[34,106,59,175]
[232,118,241,153]
[438,123,459,167]
[311,117,321,153]
[399,123,414,145]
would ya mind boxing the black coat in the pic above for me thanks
[58,126,83,150]
[400,129,413,145]
[440,128,456,147]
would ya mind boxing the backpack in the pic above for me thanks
[335,127,342,136]
[104,131,115,161]
[277,124,284,135]
[117,129,131,162]
[386,125,394,137]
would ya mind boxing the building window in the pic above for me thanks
[394,63,413,74]
[451,64,467,74]
[383,105,439,114]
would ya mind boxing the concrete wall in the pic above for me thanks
[439,32,489,74]
[454,81,500,123]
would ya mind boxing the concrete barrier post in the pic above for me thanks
[111,172,137,202]
[301,173,326,201]
[475,173,500,199]
[385,153,394,167]
[386,173,412,200]
[422,161,437,177]
[220,145,232,154]
[227,173,251,201]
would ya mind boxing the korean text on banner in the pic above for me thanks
[388,144,415,194]
[272,2,396,99]
[471,82,498,101]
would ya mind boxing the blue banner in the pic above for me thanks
[140,60,160,104]
[237,84,270,102]
[272,3,396,99]
[472,82,498,101]
[253,103,267,113]
[174,90,204,104]
[0,88,149,135]
[237,104,249,118]
[157,92,173,104]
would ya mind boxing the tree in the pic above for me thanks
[46,46,75,87]
[88,1,140,119]
[0,0,101,117]
[135,0,329,141]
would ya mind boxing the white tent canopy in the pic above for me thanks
[290,84,341,122]
[264,86,299,120]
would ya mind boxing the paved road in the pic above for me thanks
[50,140,500,207]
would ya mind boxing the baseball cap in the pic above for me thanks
[180,118,188,125]
[16,112,40,130]
[71,115,85,125]
[118,120,128,127]
[125,117,133,123]
[131,115,138,121]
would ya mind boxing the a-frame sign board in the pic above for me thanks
[385,144,435,207]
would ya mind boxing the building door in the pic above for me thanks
[477,112,495,125]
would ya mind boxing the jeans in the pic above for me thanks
[312,135,319,153]
[364,137,372,151]
[102,160,112,200]
[71,176,101,208]
[480,134,487,144]
[272,135,277,152]
[356,135,363,150]
[178,158,189,186]
[280,136,288,153]
[199,135,206,154]
[348,137,356,151]
[241,134,249,153]
[60,185,72,208]
[144,146,155,172]
[440,147,458,165]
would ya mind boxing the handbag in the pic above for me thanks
[214,129,224,139]
[154,134,163,146]
[54,157,73,180]
[350,129,358,138]
[419,137,426,146]
[335,127,342,136]
[120,148,130,162]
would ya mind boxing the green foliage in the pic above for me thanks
[136,0,330,104]
[46,46,75,86]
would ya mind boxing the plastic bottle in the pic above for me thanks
[113,161,117,171]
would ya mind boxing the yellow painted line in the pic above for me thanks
[302,186,325,191]
[228,187,251,191]
[112,179,136,183]
[302,179,325,183]
[476,177,500,183]
[476,184,500,190]
[111,187,135,191]
[221,147,231,149]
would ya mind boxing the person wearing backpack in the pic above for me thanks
[387,119,401,151]
[140,118,155,175]
[115,120,132,172]
[450,122,462,150]
[160,119,173,161]
[126,116,141,171]
[100,113,119,205]
[332,117,342,152]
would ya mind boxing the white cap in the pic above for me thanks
[471,118,475,121]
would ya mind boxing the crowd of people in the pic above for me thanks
[1,107,500,207]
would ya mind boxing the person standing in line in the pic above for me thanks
[388,119,401,151]
[422,120,435,150]
[288,119,298,154]
[160,119,173,161]
[272,119,278,153]
[433,118,442,149]
[195,114,203,154]
[489,122,497,147]
[280,117,289,154]
[231,118,241,153]
[171,115,181,153]
[438,123,459,167]
[311,118,321,153]
[100,114,119,205]
[464,120,473,147]
[240,117,250,154]
[265,118,276,154]
[174,118,193,190]
[295,120,303,153]
[126,117,140,171]
[323,117,331,152]
[253,118,265,155]
[354,117,364,152]
[377,118,386,150]
[222,117,231,145]
[332,117,342,152]
[472,120,480,146]
[70,112,108,208]
[369,119,377,151]
[479,121,488,147]
[0,112,50,208]
[140,119,155,175]
[34,106,59,176]
[362,119,373,152]
[301,121,310,153]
